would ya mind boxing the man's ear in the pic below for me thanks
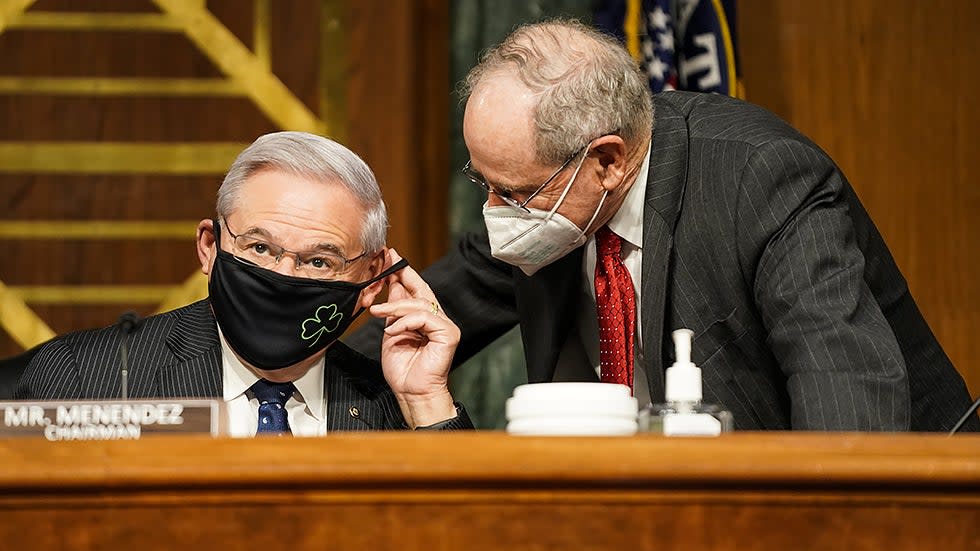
[590,135,628,191]
[196,219,217,276]
[357,248,389,308]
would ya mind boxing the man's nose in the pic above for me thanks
[270,253,303,277]
[486,193,509,208]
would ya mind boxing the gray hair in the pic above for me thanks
[217,131,388,253]
[462,19,653,165]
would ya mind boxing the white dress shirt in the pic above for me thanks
[219,329,328,437]
[554,144,652,406]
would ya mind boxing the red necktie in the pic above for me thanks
[594,226,636,390]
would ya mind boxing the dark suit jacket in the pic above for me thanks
[16,299,471,431]
[349,92,978,432]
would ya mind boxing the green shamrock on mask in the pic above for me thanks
[301,304,344,347]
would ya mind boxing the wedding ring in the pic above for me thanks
[429,301,440,315]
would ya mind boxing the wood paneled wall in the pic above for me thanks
[345,0,450,266]
[0,0,448,357]
[739,1,980,395]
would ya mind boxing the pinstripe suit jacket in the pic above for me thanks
[16,299,471,431]
[349,91,978,432]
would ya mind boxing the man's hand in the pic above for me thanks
[369,249,459,428]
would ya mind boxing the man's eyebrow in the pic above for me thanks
[474,166,518,194]
[309,242,346,256]
[235,226,347,258]
[239,228,347,255]
[240,226,273,238]
[493,180,519,194]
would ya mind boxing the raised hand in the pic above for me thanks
[369,249,459,428]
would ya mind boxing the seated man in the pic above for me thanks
[17,131,471,434]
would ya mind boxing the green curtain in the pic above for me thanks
[446,0,592,429]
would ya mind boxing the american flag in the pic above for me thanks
[594,0,742,97]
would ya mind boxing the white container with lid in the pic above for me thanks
[506,382,638,436]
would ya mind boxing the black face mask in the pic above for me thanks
[208,219,408,370]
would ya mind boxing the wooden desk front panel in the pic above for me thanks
[0,433,977,550]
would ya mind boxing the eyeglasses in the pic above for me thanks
[221,218,367,279]
[461,144,587,212]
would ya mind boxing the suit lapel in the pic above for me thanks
[640,96,691,403]
[322,343,390,430]
[324,369,384,430]
[156,300,223,398]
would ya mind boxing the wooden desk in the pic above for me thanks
[0,433,977,550]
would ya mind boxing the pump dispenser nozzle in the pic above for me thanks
[665,328,702,403]
[672,329,694,365]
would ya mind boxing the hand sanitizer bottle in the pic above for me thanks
[639,329,734,435]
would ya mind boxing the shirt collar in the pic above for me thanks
[606,142,652,249]
[218,329,326,422]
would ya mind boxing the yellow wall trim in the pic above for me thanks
[9,286,179,304]
[7,11,183,32]
[0,221,200,239]
[0,142,246,174]
[0,77,243,96]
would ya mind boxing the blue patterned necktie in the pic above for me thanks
[251,379,296,435]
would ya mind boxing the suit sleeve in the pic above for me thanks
[413,402,475,430]
[738,139,910,430]
[376,393,474,430]
[346,228,519,367]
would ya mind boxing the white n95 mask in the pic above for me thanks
[482,149,607,276]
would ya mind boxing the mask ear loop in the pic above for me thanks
[348,256,411,321]
[364,257,409,286]
[543,142,593,220]
[579,189,608,240]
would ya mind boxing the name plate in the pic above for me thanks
[0,400,227,441]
